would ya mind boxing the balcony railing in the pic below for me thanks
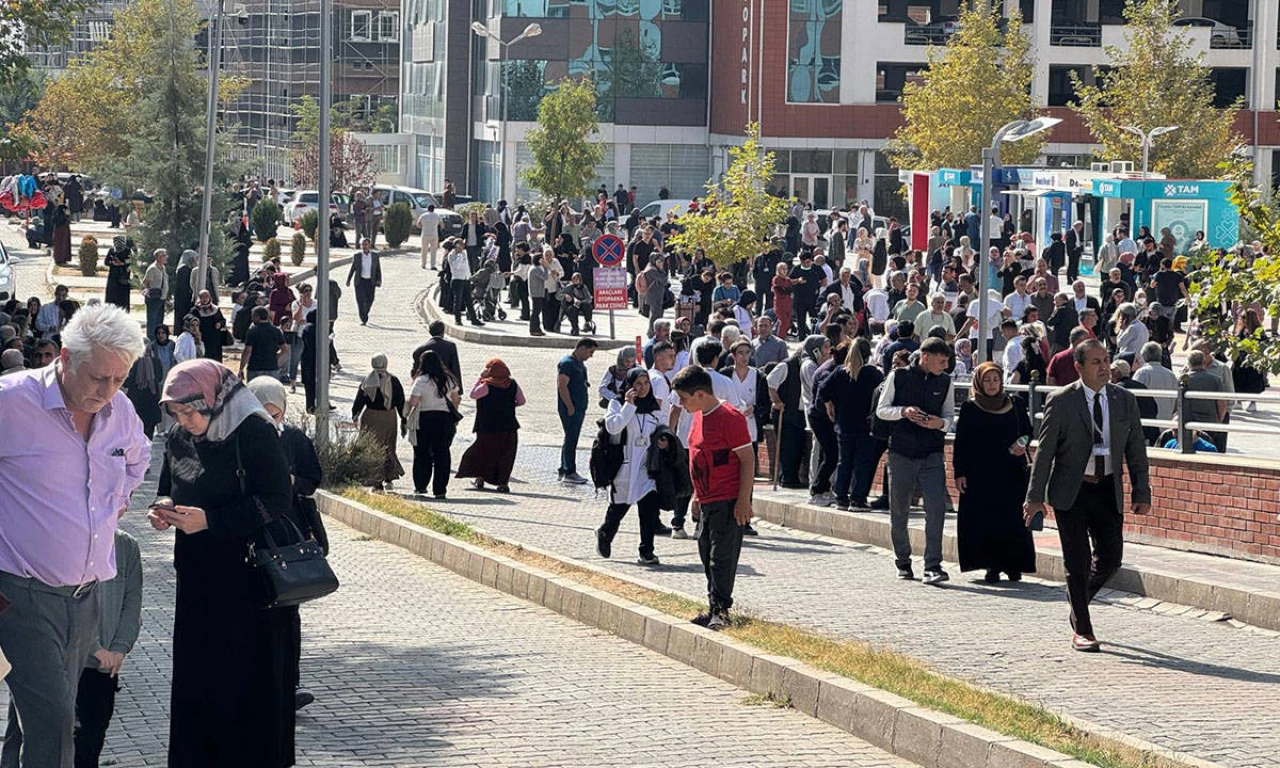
[1049,22,1101,47]
[903,27,950,46]
[1209,27,1251,49]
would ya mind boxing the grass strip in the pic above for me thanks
[341,488,1177,768]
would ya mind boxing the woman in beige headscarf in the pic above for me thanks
[351,353,406,490]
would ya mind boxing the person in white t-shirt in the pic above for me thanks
[648,340,677,423]
[416,205,443,270]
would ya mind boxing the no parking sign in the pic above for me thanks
[592,234,626,268]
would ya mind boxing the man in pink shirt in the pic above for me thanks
[0,303,150,767]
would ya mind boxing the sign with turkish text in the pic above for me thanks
[593,267,628,310]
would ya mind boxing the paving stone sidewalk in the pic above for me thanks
[1,453,919,768]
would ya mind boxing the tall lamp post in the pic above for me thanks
[314,0,334,446]
[196,0,225,309]
[1121,125,1178,178]
[975,117,1062,363]
[471,21,542,200]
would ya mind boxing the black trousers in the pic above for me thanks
[413,411,457,496]
[1056,476,1124,637]
[354,278,376,323]
[778,420,807,486]
[697,499,745,613]
[74,668,119,768]
[808,411,838,496]
[1067,252,1081,282]
[794,298,816,336]
[543,295,561,333]
[530,297,544,333]
[600,491,661,558]
[451,279,477,324]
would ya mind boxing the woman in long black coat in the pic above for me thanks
[952,361,1036,583]
[103,235,133,309]
[150,359,297,767]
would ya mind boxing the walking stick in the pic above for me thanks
[771,406,782,492]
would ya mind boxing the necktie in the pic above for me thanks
[1092,391,1106,478]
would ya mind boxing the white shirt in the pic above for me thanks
[446,249,471,281]
[416,211,441,238]
[410,375,458,413]
[725,367,760,442]
[1118,237,1138,255]
[864,288,890,322]
[988,215,1003,238]
[1004,291,1032,323]
[360,251,374,279]
[1082,384,1112,477]
[1073,295,1090,315]
[1002,339,1023,381]
[648,366,673,422]
[604,401,660,506]
[175,332,201,362]
[966,297,1004,340]
[670,369,734,442]
[836,281,857,313]
[766,358,819,409]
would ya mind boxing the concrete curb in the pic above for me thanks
[315,490,1222,768]
[751,494,1280,633]
[415,283,631,351]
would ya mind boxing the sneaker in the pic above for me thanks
[636,552,661,566]
[670,526,689,539]
[294,689,315,711]
[742,523,758,536]
[1247,401,1258,413]
[691,611,712,627]
[655,523,673,536]
[922,568,950,586]
[595,528,612,559]
[850,499,871,511]
[808,493,833,507]
[433,492,447,500]
[562,472,589,485]
[870,496,889,510]
[706,612,730,631]
[896,566,915,580]
[835,498,850,511]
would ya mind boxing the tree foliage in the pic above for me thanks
[0,0,95,85]
[886,4,1042,171]
[250,199,280,244]
[521,77,605,204]
[1070,0,1240,179]
[668,123,788,269]
[288,95,377,192]
[1187,160,1280,374]
[383,202,412,248]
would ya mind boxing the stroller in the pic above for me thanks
[470,260,508,322]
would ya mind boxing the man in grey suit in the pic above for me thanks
[1024,339,1151,652]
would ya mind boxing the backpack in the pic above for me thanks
[868,371,895,442]
[588,418,624,489]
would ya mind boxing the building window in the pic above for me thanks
[787,0,843,103]
[350,11,372,42]
[377,11,400,43]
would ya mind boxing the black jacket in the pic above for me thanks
[645,425,692,512]
[279,425,328,554]
[412,336,461,384]
[347,250,383,284]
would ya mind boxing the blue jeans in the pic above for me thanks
[285,335,303,382]
[833,430,880,505]
[144,296,165,341]
[558,404,586,475]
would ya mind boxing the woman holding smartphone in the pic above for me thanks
[148,359,297,767]
[952,362,1036,584]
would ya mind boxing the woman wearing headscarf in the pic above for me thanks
[175,314,203,363]
[193,290,227,363]
[152,323,178,382]
[148,360,296,766]
[268,272,295,327]
[595,368,666,566]
[247,376,326,711]
[455,358,525,493]
[771,261,794,338]
[104,234,133,310]
[51,202,72,265]
[951,362,1036,583]
[597,346,637,408]
[124,335,165,438]
[173,249,198,325]
[352,353,406,491]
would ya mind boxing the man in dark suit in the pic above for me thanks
[345,237,382,325]
[1064,221,1086,282]
[411,320,461,384]
[1024,339,1151,653]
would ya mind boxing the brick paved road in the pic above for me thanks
[0,454,918,767]
[320,250,1280,768]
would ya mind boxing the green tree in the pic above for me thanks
[886,3,1041,172]
[521,77,605,204]
[383,202,412,248]
[1187,160,1280,374]
[1070,0,1240,179]
[0,0,95,85]
[668,123,788,269]
[288,95,376,191]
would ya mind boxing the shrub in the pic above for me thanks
[250,199,280,244]
[290,232,307,266]
[263,237,281,262]
[456,201,487,219]
[300,209,319,242]
[77,235,99,277]
[383,202,413,248]
[294,418,385,488]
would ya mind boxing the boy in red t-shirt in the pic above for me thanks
[673,365,755,630]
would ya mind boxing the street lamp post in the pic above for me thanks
[196,0,225,311]
[975,117,1062,363]
[314,0,334,446]
[471,21,542,201]
[1121,125,1179,178]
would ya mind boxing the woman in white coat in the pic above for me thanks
[595,367,665,566]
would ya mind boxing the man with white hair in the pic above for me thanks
[0,303,150,767]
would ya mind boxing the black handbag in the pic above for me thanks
[235,436,339,609]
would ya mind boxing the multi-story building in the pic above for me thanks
[712,0,1279,219]
[23,0,131,73]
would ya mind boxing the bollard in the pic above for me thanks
[1177,373,1191,454]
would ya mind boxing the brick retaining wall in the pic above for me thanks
[758,432,1280,566]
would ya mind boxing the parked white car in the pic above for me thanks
[1173,16,1246,46]
[282,190,348,225]
[370,184,464,237]
[0,241,14,304]
[635,199,696,221]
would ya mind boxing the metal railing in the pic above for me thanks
[955,376,1280,457]
[1210,28,1251,49]
[1049,23,1101,47]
